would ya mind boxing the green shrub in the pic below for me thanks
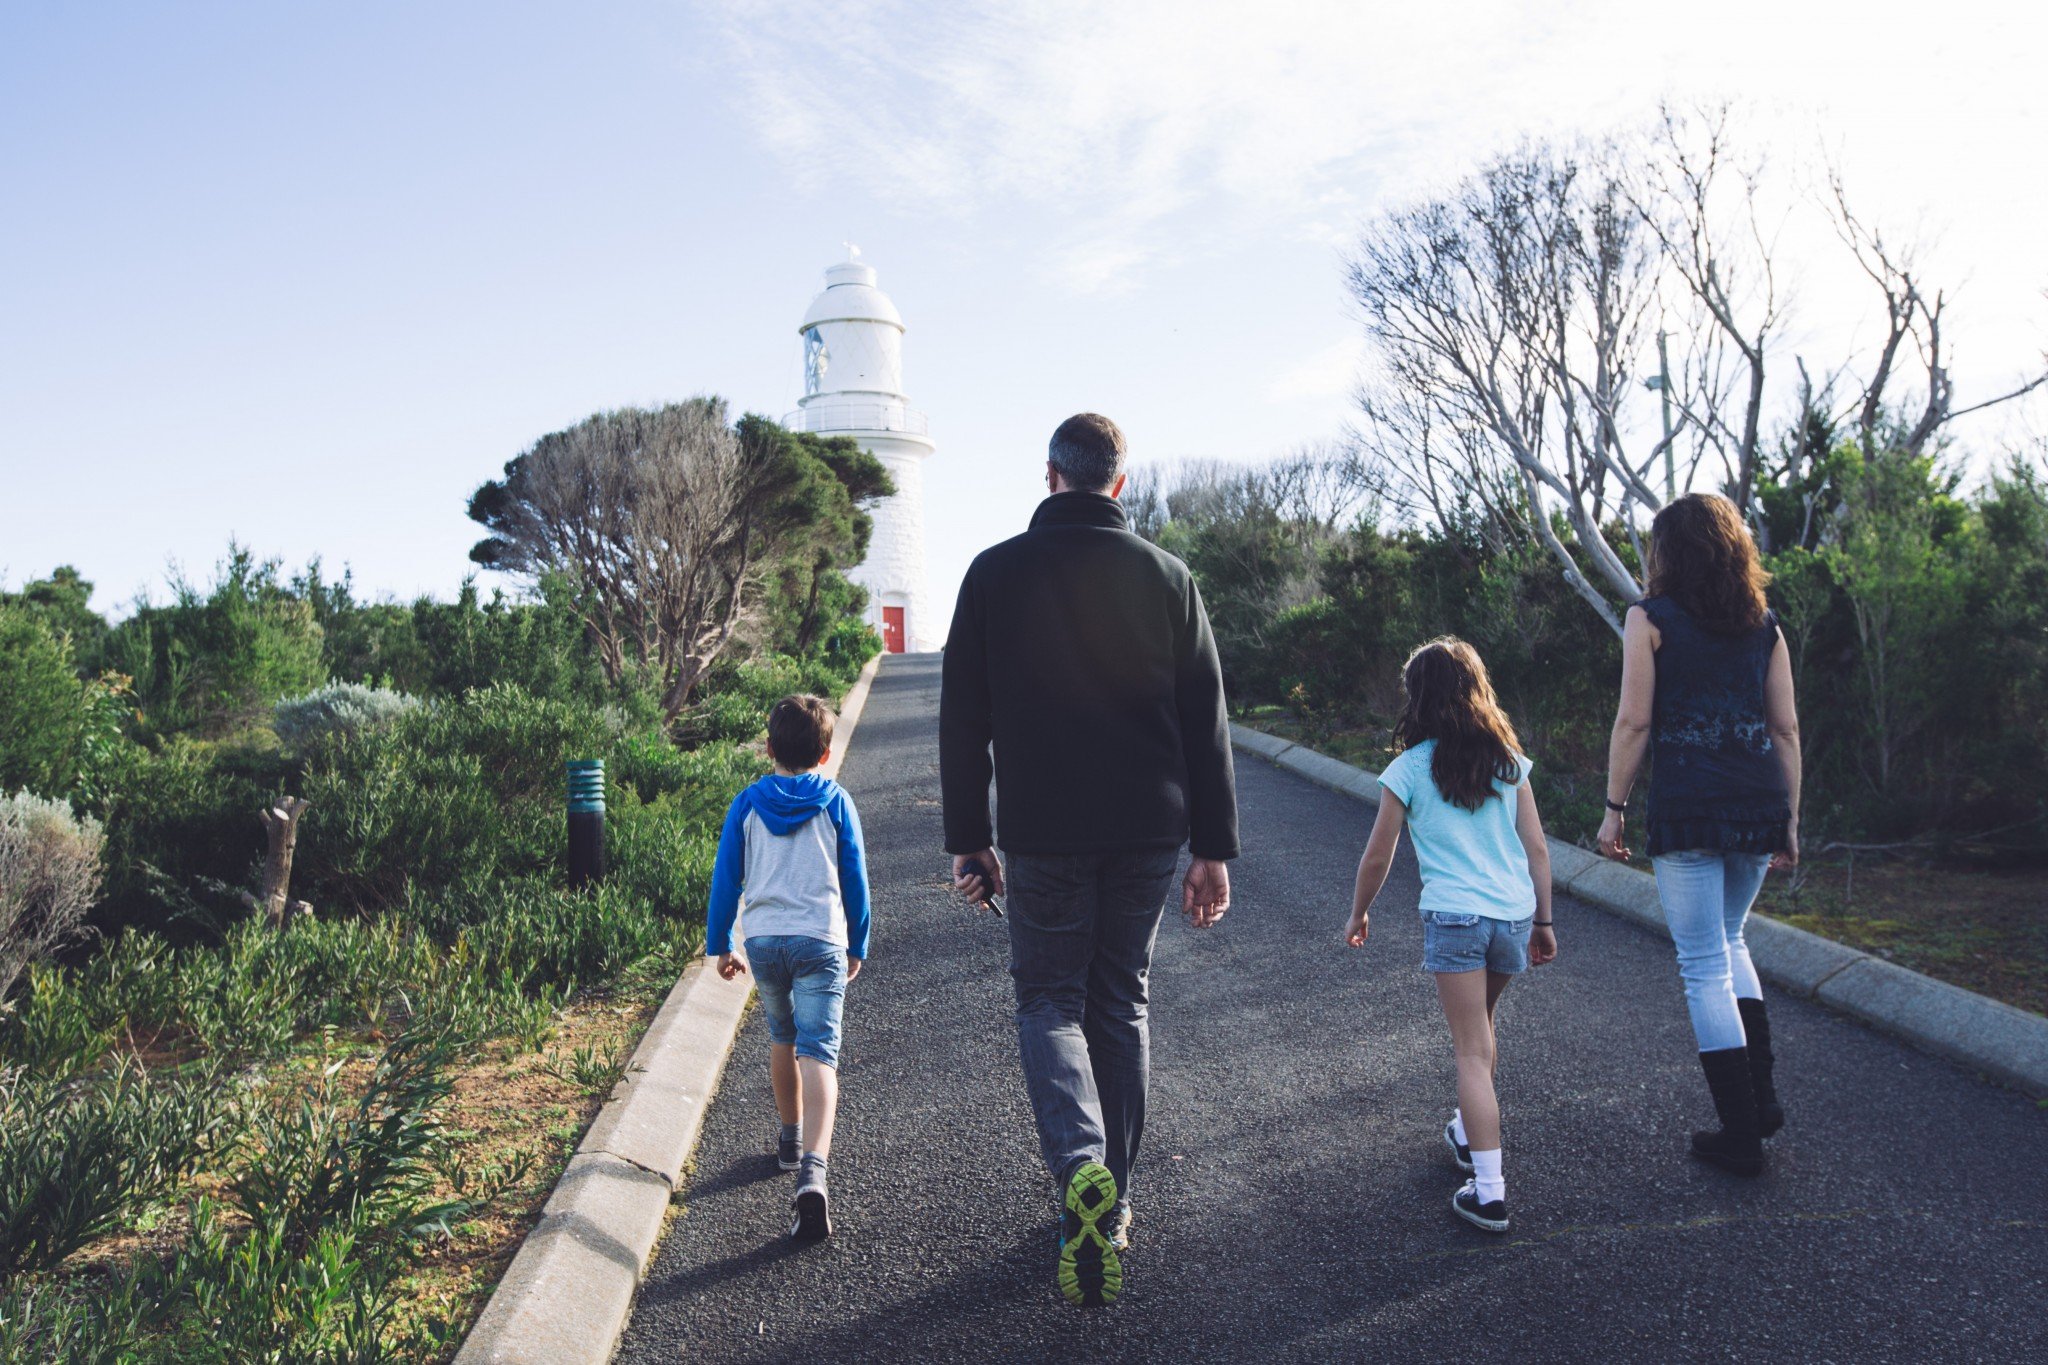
[96,737,284,938]
[0,1273,151,1364]
[0,1059,231,1277]
[158,1025,517,1362]
[0,608,91,801]
[101,547,328,740]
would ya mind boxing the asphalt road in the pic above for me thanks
[618,653,2048,1364]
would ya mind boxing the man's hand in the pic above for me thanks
[1345,905,1370,948]
[1183,857,1230,928]
[1530,924,1558,966]
[953,849,1004,904]
[716,953,747,981]
[847,956,863,982]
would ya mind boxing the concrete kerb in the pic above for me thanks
[1228,721,2048,1100]
[456,649,887,1365]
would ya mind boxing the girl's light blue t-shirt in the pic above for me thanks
[1376,739,1535,921]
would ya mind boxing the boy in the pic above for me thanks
[707,694,870,1242]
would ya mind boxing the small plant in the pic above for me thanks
[0,961,119,1080]
[538,1036,638,1095]
[0,1058,233,1278]
[0,1272,151,1362]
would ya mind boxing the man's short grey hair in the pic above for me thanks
[1048,413,1128,493]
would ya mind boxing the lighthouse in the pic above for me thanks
[786,254,936,654]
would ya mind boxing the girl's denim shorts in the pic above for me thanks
[1420,910,1531,975]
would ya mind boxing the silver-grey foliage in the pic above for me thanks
[272,682,421,749]
[0,792,104,1003]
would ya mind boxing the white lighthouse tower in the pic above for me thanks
[786,254,936,653]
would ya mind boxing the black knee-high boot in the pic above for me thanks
[1692,1048,1764,1176]
[1737,997,1784,1137]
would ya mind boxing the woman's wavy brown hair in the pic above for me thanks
[1392,637,1525,811]
[1646,493,1771,634]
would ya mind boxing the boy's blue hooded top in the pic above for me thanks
[705,772,870,959]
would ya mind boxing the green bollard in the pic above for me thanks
[566,759,606,889]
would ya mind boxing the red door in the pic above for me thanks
[882,606,906,653]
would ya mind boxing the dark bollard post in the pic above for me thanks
[566,759,606,889]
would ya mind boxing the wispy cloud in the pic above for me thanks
[702,0,2043,296]
[1267,335,1365,403]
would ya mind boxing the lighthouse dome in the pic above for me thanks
[800,259,904,331]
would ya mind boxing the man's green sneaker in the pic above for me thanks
[1057,1161,1123,1307]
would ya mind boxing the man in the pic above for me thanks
[941,412,1239,1309]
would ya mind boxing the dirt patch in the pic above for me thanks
[1756,861,2048,1018]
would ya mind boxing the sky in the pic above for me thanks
[3,0,2044,627]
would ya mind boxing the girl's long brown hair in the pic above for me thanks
[1392,637,1524,811]
[1646,493,1771,634]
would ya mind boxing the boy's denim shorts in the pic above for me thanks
[744,934,848,1068]
[1420,911,1531,975]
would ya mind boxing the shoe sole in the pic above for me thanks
[778,1155,802,1172]
[1058,1162,1123,1307]
[1443,1123,1474,1174]
[1451,1191,1510,1234]
[790,1188,831,1242]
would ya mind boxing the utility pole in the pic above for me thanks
[1644,330,1676,502]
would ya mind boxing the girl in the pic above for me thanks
[1346,638,1557,1233]
[1597,492,1800,1177]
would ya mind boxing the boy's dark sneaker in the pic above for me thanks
[789,1184,831,1242]
[1443,1117,1474,1174]
[1057,1161,1123,1307]
[1451,1179,1509,1234]
[776,1131,801,1172]
[1105,1199,1133,1251]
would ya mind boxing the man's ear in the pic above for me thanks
[1045,461,1062,494]
[817,746,832,770]
[1109,472,1127,499]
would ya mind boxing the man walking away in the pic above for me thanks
[941,412,1239,1308]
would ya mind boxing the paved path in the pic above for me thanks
[619,654,2048,1363]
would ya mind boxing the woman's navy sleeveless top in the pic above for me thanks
[1639,594,1790,856]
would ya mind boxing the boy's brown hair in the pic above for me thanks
[767,694,836,771]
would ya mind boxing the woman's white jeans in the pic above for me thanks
[1652,850,1772,1051]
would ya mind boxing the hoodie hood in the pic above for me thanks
[741,773,837,835]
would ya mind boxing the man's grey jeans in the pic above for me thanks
[1003,848,1179,1200]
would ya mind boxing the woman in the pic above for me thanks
[1599,493,1800,1177]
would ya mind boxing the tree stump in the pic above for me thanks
[257,797,311,928]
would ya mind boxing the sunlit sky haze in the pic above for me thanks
[2,1,2042,619]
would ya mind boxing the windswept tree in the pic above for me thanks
[467,399,889,722]
[1348,102,2047,634]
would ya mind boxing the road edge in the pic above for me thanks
[1230,721,2048,1100]
[455,649,889,1365]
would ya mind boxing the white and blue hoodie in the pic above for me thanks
[705,773,871,960]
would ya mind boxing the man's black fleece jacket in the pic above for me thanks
[940,492,1240,861]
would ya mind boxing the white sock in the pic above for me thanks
[1471,1148,1505,1203]
[1451,1109,1468,1146]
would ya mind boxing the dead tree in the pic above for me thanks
[247,797,310,927]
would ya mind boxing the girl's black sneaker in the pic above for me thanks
[1443,1117,1474,1174]
[1451,1180,1509,1233]
[776,1130,801,1172]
